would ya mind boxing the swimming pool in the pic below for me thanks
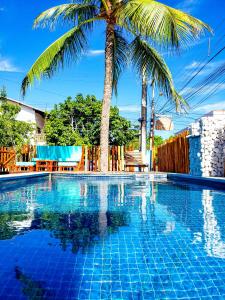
[0,175,225,299]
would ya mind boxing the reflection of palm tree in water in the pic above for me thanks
[1,181,129,253]
[140,181,157,236]
[30,209,128,254]
[15,266,47,300]
[99,182,108,237]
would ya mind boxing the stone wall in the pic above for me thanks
[189,136,202,176]
[188,111,225,177]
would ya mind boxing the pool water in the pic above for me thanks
[0,176,225,299]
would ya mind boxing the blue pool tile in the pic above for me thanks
[1,176,225,299]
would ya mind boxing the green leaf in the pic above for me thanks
[118,0,212,49]
[34,4,98,30]
[130,37,187,110]
[21,24,90,96]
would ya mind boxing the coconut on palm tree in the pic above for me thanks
[21,0,210,172]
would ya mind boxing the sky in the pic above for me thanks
[0,0,225,138]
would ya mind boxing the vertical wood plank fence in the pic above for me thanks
[0,147,16,173]
[87,146,125,172]
[0,145,126,173]
[0,146,36,173]
[156,131,190,174]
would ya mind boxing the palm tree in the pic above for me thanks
[140,70,148,157]
[21,1,210,172]
[130,36,186,159]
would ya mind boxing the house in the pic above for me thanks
[6,98,46,145]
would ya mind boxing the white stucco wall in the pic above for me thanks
[15,105,36,124]
[7,101,46,145]
[7,100,45,131]
[35,111,45,131]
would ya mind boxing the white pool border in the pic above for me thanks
[167,173,225,189]
[0,172,225,189]
[0,172,49,181]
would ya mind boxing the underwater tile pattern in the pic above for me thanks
[1,176,225,299]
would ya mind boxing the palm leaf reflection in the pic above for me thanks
[31,211,129,253]
[15,266,47,300]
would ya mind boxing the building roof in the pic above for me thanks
[6,97,45,115]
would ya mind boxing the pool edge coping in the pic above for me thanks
[0,172,225,189]
[167,173,225,189]
[0,172,50,181]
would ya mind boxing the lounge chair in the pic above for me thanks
[15,162,36,172]
[57,159,78,171]
[125,150,149,172]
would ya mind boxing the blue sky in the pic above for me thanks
[0,0,225,138]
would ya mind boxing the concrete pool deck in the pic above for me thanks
[0,171,225,189]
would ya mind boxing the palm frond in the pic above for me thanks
[21,22,92,96]
[130,37,187,110]
[34,3,98,30]
[118,0,212,49]
[112,29,129,96]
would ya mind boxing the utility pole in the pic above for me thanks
[149,79,155,171]
[140,71,147,161]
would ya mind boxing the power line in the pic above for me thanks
[0,76,70,99]
[171,17,225,84]
[179,45,225,93]
[158,18,225,115]
[160,54,225,115]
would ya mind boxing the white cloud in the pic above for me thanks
[185,60,225,71]
[118,105,140,113]
[182,83,225,96]
[183,60,225,79]
[0,57,20,72]
[176,0,200,13]
[185,61,204,70]
[194,101,225,112]
[87,50,105,56]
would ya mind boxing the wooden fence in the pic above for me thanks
[0,145,37,173]
[86,146,125,171]
[156,131,190,174]
[0,145,126,173]
[0,147,16,173]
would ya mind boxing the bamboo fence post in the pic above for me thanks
[84,146,88,172]
[118,146,121,171]
[121,146,125,171]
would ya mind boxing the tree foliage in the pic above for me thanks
[21,1,210,97]
[0,87,34,148]
[21,0,210,171]
[44,94,136,146]
[129,135,164,150]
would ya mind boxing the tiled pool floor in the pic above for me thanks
[0,176,225,299]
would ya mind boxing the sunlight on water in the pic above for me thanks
[0,176,225,299]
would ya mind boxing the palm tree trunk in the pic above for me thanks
[140,71,147,162]
[100,22,114,172]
